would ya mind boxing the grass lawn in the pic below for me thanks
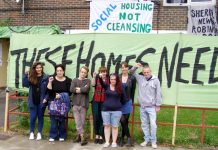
[10,102,218,148]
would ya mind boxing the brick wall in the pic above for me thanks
[0,0,217,31]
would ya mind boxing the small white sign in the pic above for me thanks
[187,5,218,36]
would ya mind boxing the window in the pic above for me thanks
[163,0,216,6]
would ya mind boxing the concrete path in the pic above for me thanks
[0,135,190,150]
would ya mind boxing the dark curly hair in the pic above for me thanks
[54,64,65,76]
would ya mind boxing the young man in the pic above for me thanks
[70,66,91,146]
[130,63,162,149]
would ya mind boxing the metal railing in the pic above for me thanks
[130,104,218,144]
[4,91,218,145]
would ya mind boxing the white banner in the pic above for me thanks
[89,0,154,33]
[187,5,218,36]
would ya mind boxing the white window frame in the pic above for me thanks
[163,0,216,6]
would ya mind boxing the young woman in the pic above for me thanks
[99,73,127,148]
[22,62,48,140]
[47,64,72,142]
[91,66,109,144]
[70,66,90,146]
[119,62,136,146]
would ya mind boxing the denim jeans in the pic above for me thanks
[49,115,66,139]
[102,111,122,127]
[29,105,45,133]
[140,106,157,143]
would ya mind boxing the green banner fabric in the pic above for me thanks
[8,33,218,108]
[0,25,62,38]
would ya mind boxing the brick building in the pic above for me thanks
[2,0,214,31]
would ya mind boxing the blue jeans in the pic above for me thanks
[49,115,66,139]
[29,105,45,133]
[140,107,157,143]
[102,111,122,127]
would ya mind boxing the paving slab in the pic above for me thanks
[0,135,190,150]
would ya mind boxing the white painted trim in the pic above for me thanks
[163,0,216,6]
[64,29,187,34]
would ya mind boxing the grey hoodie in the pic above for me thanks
[130,67,162,107]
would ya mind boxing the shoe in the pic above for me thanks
[49,138,54,142]
[73,135,81,143]
[80,134,88,146]
[94,138,99,144]
[59,138,64,142]
[36,133,41,141]
[119,138,124,147]
[29,132,34,140]
[98,139,104,144]
[140,141,148,147]
[111,143,117,148]
[126,137,133,147]
[103,142,110,148]
[152,142,157,149]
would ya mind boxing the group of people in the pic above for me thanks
[23,61,162,149]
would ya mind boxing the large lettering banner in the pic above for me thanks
[8,33,218,108]
[89,0,154,33]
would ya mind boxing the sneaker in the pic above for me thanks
[94,138,99,144]
[119,138,124,147]
[152,142,157,149]
[126,137,133,147]
[29,132,34,140]
[49,138,55,142]
[36,133,41,141]
[59,138,64,142]
[111,143,117,148]
[73,135,81,143]
[103,142,110,148]
[140,141,148,147]
[80,134,88,146]
[98,139,104,144]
